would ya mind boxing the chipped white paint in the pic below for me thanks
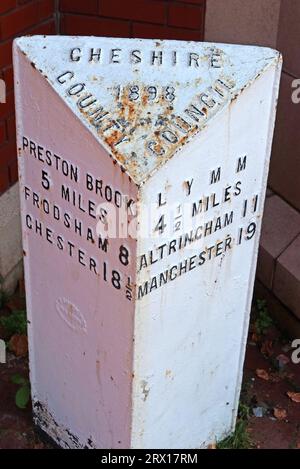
[14,36,281,449]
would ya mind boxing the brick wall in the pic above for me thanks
[0,0,57,195]
[60,0,205,40]
[0,0,205,196]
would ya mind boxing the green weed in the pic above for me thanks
[255,299,273,335]
[0,309,27,336]
[217,402,252,449]
[11,373,31,409]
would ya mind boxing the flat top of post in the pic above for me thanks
[14,36,281,185]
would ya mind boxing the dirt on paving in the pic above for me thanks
[244,323,300,449]
[0,283,299,449]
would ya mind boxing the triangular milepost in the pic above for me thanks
[14,36,281,449]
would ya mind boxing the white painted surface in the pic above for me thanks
[13,36,281,448]
[132,65,281,448]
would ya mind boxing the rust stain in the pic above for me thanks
[104,130,123,147]
[75,78,237,184]
[141,93,148,106]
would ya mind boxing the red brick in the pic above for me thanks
[132,22,169,39]
[0,91,14,119]
[0,3,39,39]
[168,3,204,29]
[61,14,130,37]
[0,121,6,145]
[166,26,203,41]
[8,157,18,184]
[0,40,13,69]
[99,0,166,24]
[6,114,16,140]
[132,22,203,41]
[26,18,56,34]
[2,66,14,92]
[0,140,16,165]
[38,0,55,20]
[0,0,16,14]
[60,0,99,15]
